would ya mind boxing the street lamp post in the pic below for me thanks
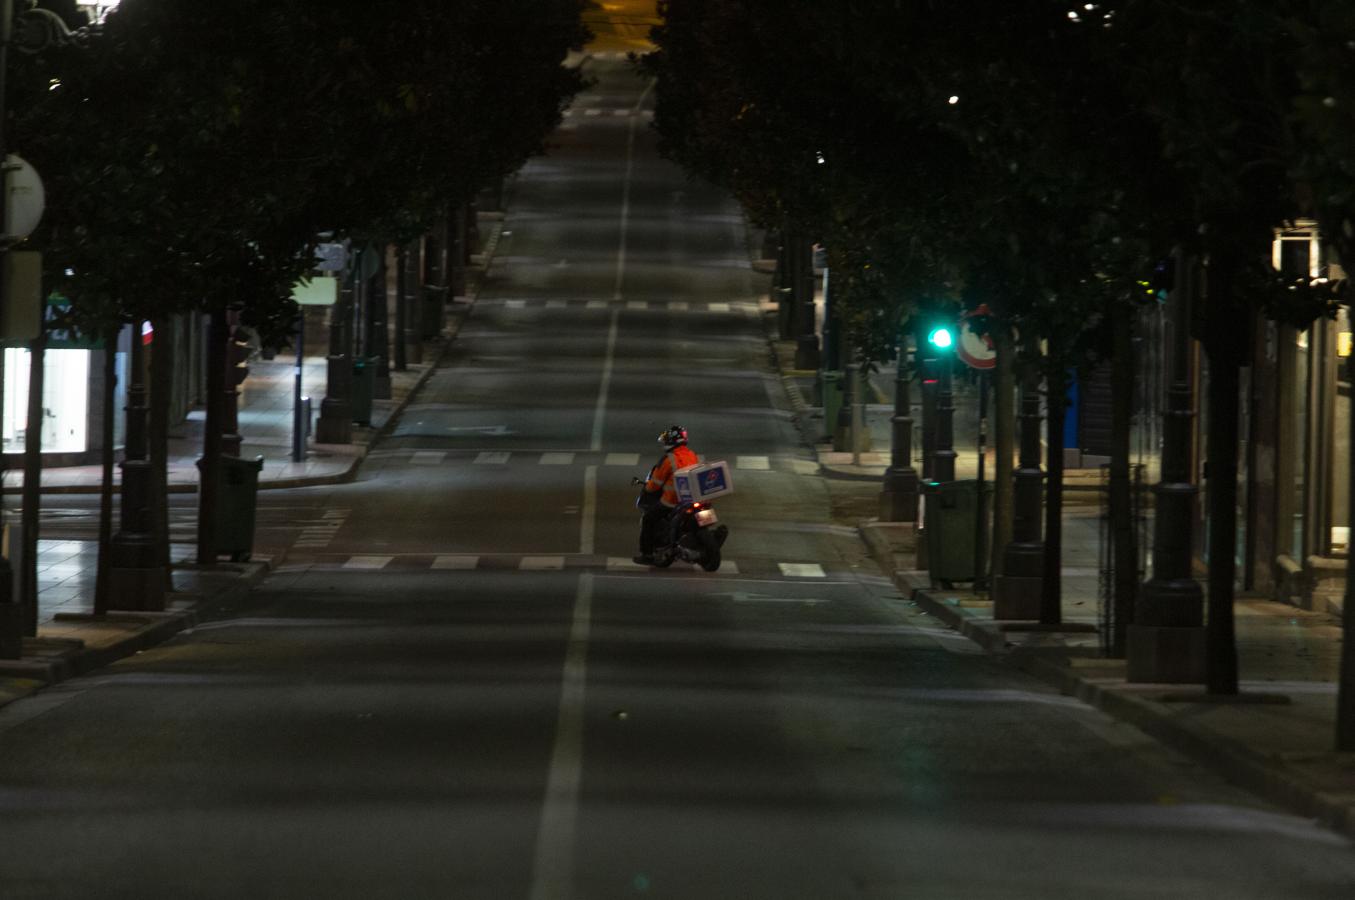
[880,336,919,522]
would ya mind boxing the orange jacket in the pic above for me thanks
[646,446,698,507]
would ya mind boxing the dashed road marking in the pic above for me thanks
[737,455,770,470]
[475,451,511,465]
[411,451,446,465]
[344,556,393,570]
[779,563,826,578]
[506,299,526,309]
[586,300,606,309]
[625,300,646,311]
[708,302,730,313]
[432,555,480,570]
[540,452,575,466]
[671,301,688,311]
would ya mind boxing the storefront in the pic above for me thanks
[0,326,128,469]
[1246,223,1349,614]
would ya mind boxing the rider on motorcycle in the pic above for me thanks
[633,424,699,566]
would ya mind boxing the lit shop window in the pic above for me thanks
[2,348,90,453]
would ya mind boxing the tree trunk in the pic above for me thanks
[94,329,118,615]
[149,316,173,592]
[1340,310,1355,749]
[1108,299,1137,656]
[1204,344,1241,695]
[197,306,227,564]
[394,244,408,372]
[1041,366,1066,625]
[991,324,1016,583]
[21,334,45,635]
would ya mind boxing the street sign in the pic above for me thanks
[314,242,348,273]
[957,307,996,370]
[291,276,338,306]
[2,155,45,244]
[0,251,42,340]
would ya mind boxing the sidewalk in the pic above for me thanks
[0,211,504,701]
[762,328,1355,838]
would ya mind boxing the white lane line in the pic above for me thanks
[584,108,602,117]
[670,301,688,311]
[411,451,446,465]
[590,309,620,452]
[708,302,730,313]
[506,299,527,309]
[604,452,640,466]
[530,572,594,899]
[581,466,598,556]
[737,455,770,470]
[546,300,566,309]
[432,555,480,570]
[475,451,511,464]
[625,300,647,311]
[779,563,826,578]
[586,299,606,309]
[613,79,655,301]
[607,557,647,570]
[612,108,630,117]
[521,557,565,571]
[540,452,575,466]
[343,556,393,570]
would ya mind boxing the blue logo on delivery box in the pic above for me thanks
[699,469,727,493]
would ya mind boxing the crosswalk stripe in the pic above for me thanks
[626,300,647,310]
[475,451,511,464]
[779,563,825,578]
[612,109,630,117]
[521,556,565,570]
[540,452,575,465]
[708,302,730,313]
[505,299,526,309]
[344,556,393,570]
[586,299,606,309]
[585,108,602,117]
[671,301,688,311]
[411,451,446,465]
[604,452,640,466]
[737,455,770,470]
[432,555,480,570]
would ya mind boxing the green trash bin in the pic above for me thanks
[216,455,264,562]
[924,479,988,587]
[352,357,374,425]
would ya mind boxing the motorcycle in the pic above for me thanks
[632,475,729,572]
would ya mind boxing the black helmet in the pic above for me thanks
[658,424,688,448]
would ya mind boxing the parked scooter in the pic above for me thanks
[632,475,729,572]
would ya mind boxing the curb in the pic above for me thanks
[0,561,269,714]
[857,520,1355,839]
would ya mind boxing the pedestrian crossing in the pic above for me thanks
[480,297,760,316]
[276,552,842,579]
[563,108,654,120]
[364,448,819,476]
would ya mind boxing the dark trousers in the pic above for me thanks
[639,506,673,555]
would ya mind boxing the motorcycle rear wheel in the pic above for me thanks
[699,550,721,572]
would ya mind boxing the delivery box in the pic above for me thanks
[673,459,734,503]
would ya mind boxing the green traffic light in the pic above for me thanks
[927,326,954,350]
